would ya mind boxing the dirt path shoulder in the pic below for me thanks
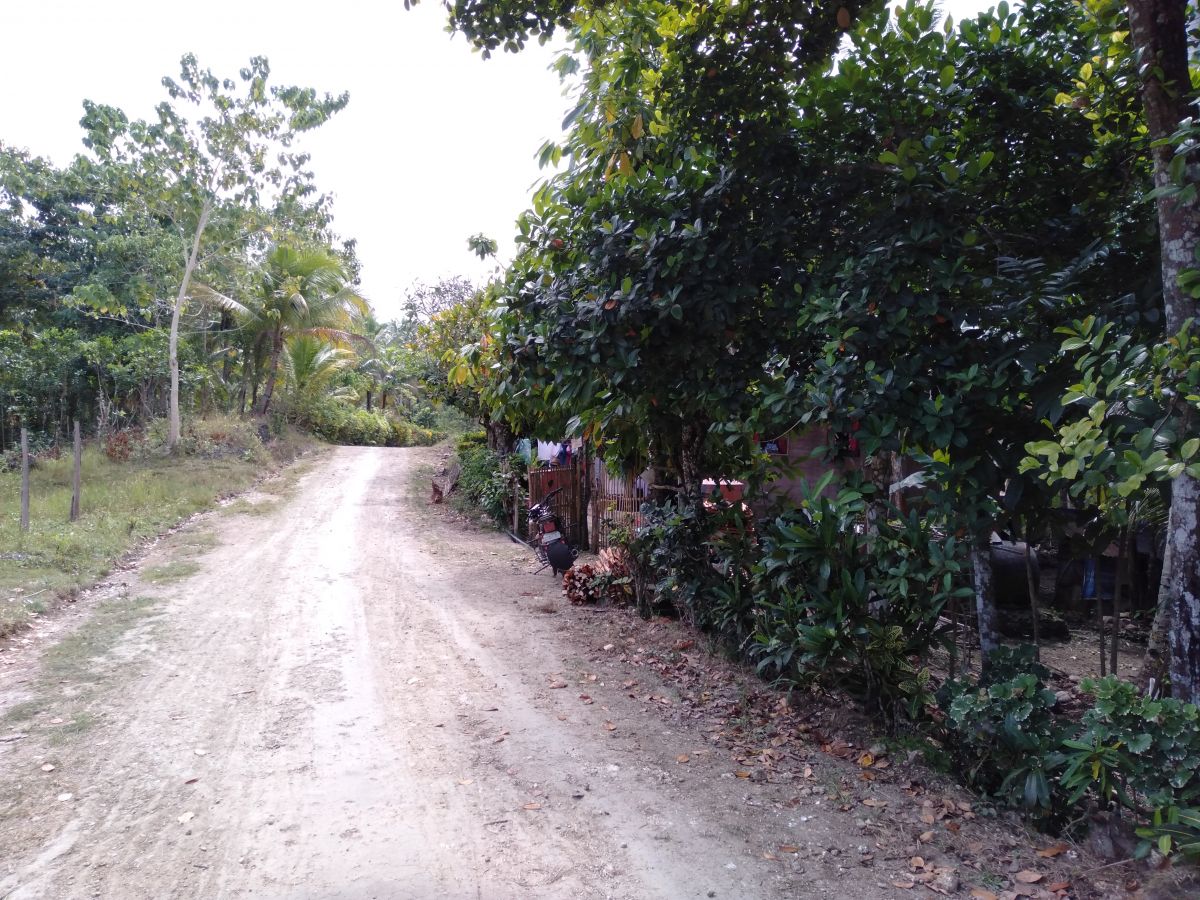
[0,446,1098,899]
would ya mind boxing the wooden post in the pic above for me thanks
[19,427,30,532]
[513,472,520,536]
[69,421,82,522]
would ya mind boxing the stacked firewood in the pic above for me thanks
[562,546,636,606]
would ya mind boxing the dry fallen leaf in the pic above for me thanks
[1014,870,1043,884]
[457,779,473,786]
[521,802,542,811]
[779,845,800,853]
[858,753,875,767]
[603,721,617,731]
[862,797,887,808]
[735,770,752,779]
[676,754,690,764]
[548,681,568,689]
[891,878,915,890]
[910,856,926,870]
[40,763,55,772]
[178,811,194,824]
[1047,882,1070,892]
[968,890,998,900]
[1036,843,1068,858]
[919,831,935,843]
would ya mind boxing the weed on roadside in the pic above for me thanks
[143,561,200,583]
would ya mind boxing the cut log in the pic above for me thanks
[430,461,461,504]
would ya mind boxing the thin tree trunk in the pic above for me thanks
[19,427,30,532]
[971,534,1000,663]
[168,198,213,451]
[256,329,283,416]
[1127,0,1200,704]
[69,421,82,522]
[1112,527,1128,677]
[1097,559,1107,677]
[1024,525,1041,661]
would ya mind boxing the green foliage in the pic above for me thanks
[938,646,1063,811]
[1068,676,1200,814]
[293,398,439,448]
[455,444,519,525]
[934,655,1200,841]
[1021,316,1200,498]
[752,479,967,717]
[456,430,487,454]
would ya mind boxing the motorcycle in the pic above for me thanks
[525,487,577,577]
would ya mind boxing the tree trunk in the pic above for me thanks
[1128,0,1200,703]
[69,421,82,523]
[256,328,283,417]
[1112,527,1128,677]
[365,389,373,412]
[1024,526,1041,661]
[168,198,212,451]
[677,421,708,500]
[971,534,1000,663]
[19,427,29,532]
[485,418,513,456]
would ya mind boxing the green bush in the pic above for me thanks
[938,646,1063,811]
[456,430,487,453]
[293,398,441,447]
[751,483,967,718]
[456,444,519,525]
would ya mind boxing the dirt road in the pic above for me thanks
[0,447,907,899]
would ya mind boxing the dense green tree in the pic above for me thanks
[79,54,348,447]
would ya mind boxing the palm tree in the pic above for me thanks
[207,244,369,416]
[282,334,354,404]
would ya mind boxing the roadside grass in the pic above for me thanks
[0,417,320,637]
[143,561,201,583]
[2,593,160,738]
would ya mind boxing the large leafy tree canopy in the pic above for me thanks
[442,0,1157,503]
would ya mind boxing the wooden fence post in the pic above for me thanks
[19,427,30,532]
[69,420,82,522]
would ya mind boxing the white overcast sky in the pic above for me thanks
[0,0,993,321]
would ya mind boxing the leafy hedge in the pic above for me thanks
[623,480,1200,857]
[293,398,442,447]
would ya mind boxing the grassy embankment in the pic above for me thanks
[0,416,316,636]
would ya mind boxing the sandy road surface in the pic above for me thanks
[0,447,898,900]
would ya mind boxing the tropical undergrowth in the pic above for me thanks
[453,431,525,527]
[604,476,1200,858]
[289,397,442,447]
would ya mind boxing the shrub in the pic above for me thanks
[456,430,487,453]
[1064,676,1200,817]
[751,483,968,718]
[938,646,1063,811]
[457,444,517,525]
[293,398,439,447]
